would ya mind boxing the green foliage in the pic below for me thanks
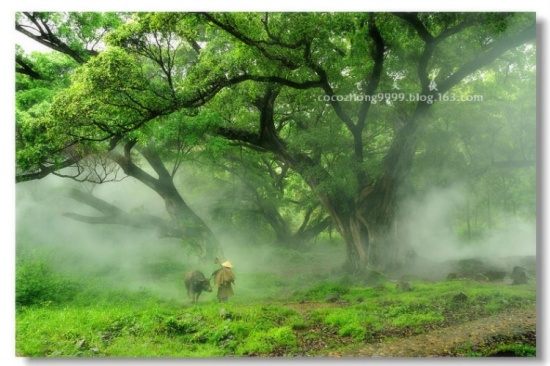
[16,250,81,306]
[16,268,536,357]
[488,344,536,357]
[303,282,350,300]
[237,326,298,355]
[14,11,537,358]
[323,308,370,340]
[390,310,445,327]
[16,12,535,267]
[460,342,536,357]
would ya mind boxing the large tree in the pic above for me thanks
[183,12,535,272]
[16,12,230,262]
[16,12,536,273]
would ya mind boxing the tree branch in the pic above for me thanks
[16,13,87,64]
[200,12,302,70]
[16,155,82,183]
[63,189,178,236]
[107,141,161,193]
[393,12,434,42]
[15,55,47,80]
[437,23,536,95]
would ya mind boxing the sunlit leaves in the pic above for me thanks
[15,11,536,250]
[49,47,171,142]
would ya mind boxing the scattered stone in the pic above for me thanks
[458,258,484,269]
[326,294,341,303]
[484,270,507,281]
[511,266,528,285]
[447,273,459,280]
[396,281,413,292]
[356,297,364,303]
[475,273,489,282]
[219,308,233,320]
[365,269,386,285]
[452,292,468,303]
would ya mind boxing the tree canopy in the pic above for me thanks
[16,12,536,273]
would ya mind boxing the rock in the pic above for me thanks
[458,258,484,269]
[511,266,528,285]
[326,293,341,303]
[396,281,412,292]
[484,270,507,281]
[219,308,233,320]
[475,272,489,281]
[446,272,459,280]
[356,297,364,303]
[365,269,387,285]
[452,292,468,303]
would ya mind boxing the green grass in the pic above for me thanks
[460,343,536,357]
[15,245,537,357]
[16,277,536,357]
[488,344,536,357]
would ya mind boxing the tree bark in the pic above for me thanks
[103,139,225,263]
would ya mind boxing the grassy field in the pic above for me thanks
[15,243,537,357]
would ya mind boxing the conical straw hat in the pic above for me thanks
[221,261,233,268]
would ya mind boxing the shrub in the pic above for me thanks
[237,326,297,355]
[391,311,444,327]
[338,323,365,339]
[489,344,536,357]
[303,282,349,299]
[16,259,80,306]
[323,308,372,340]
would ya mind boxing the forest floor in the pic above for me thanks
[321,304,536,357]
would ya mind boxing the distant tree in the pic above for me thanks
[201,148,332,249]
[412,42,536,239]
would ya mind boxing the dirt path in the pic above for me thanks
[328,305,536,357]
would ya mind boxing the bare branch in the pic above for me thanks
[63,189,177,236]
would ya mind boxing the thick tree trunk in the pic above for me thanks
[320,126,418,274]
[64,186,225,264]
[159,183,224,263]
[103,139,225,264]
[325,203,412,274]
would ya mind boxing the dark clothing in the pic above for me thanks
[212,267,235,301]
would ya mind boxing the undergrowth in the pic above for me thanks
[16,246,537,357]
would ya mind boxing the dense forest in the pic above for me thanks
[15,12,536,358]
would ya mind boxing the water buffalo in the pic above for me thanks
[184,270,212,303]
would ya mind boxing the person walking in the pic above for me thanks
[212,258,236,302]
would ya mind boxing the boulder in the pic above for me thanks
[510,266,528,285]
[452,292,468,303]
[326,293,341,303]
[396,281,413,292]
[475,272,489,282]
[446,272,460,280]
[484,270,507,281]
[365,269,386,285]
